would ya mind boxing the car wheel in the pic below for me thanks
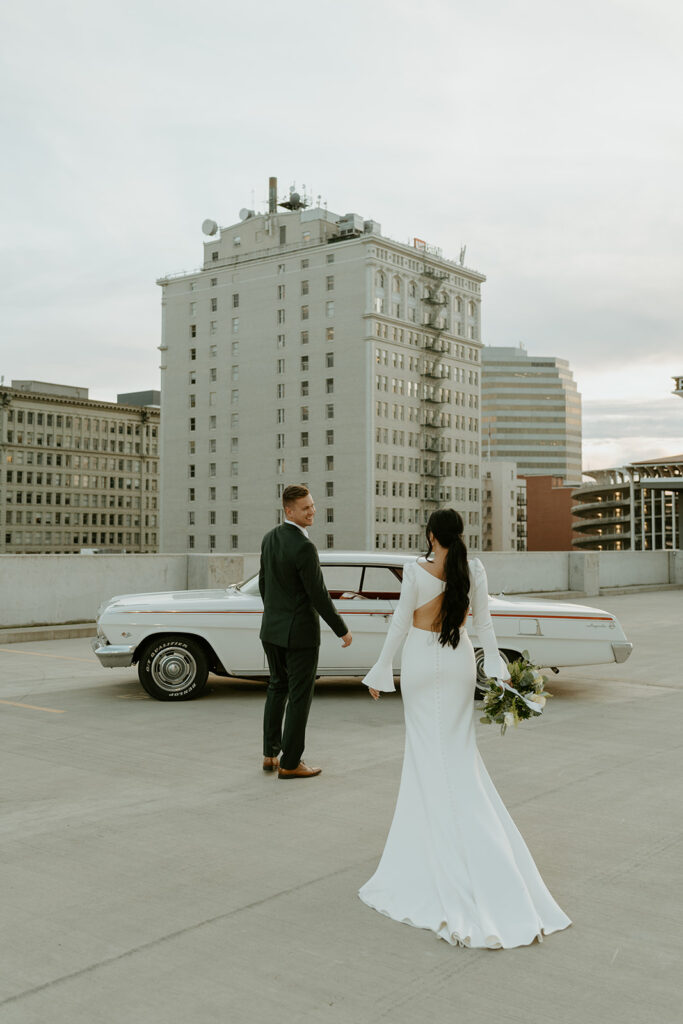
[474,648,513,699]
[138,636,209,701]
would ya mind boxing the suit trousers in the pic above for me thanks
[262,642,319,769]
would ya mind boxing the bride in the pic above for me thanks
[359,509,571,948]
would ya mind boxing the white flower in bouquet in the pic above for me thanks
[503,712,514,728]
[531,694,546,708]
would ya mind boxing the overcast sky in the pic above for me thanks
[1,0,681,472]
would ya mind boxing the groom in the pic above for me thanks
[259,484,352,779]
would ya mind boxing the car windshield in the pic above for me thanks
[238,564,403,600]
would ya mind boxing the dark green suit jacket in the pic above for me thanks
[259,523,348,649]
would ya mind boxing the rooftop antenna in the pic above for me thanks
[459,245,466,265]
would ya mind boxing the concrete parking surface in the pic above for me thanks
[1,590,681,1023]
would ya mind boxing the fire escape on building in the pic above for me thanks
[419,267,450,522]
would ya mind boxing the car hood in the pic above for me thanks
[102,587,249,613]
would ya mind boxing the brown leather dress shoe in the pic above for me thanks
[262,756,280,772]
[277,761,322,779]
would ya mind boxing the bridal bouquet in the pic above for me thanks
[479,652,552,735]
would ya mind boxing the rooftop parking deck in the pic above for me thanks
[1,589,681,1023]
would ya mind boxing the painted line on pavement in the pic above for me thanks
[0,648,93,663]
[0,699,66,714]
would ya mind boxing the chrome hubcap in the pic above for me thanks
[150,647,196,693]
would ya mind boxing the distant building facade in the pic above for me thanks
[481,459,526,551]
[572,457,683,550]
[0,381,160,553]
[524,475,578,551]
[481,344,582,485]
[158,181,485,554]
[673,375,683,399]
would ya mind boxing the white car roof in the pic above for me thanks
[318,551,417,567]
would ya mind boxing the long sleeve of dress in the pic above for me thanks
[469,557,510,682]
[362,561,419,693]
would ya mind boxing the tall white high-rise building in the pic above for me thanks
[481,344,582,485]
[157,182,485,553]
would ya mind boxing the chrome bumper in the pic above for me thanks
[612,642,633,664]
[91,638,136,668]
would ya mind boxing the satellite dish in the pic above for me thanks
[239,208,254,221]
[202,219,218,236]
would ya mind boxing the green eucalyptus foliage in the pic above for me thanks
[479,650,553,736]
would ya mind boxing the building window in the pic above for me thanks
[301,356,309,371]
[232,293,239,308]
[188,464,195,478]
[231,510,238,525]
[326,534,334,549]
[188,488,195,501]
[326,404,334,419]
[326,301,334,317]
[210,321,217,334]
[231,389,239,403]
[233,235,241,246]
[277,384,285,398]
[326,455,334,470]
[301,305,309,320]
[188,534,195,548]
[301,432,309,447]
[211,298,218,312]
[325,378,334,394]
[210,367,217,381]
[326,275,334,291]
[208,487,216,500]
[326,430,334,445]
[326,508,334,523]
[301,259,309,269]
[301,280,309,295]
[325,481,334,497]
[232,317,239,333]
[277,309,285,324]
[231,486,238,500]
[277,359,285,374]
[279,226,286,244]
[190,324,197,338]
[231,535,239,550]
[211,277,217,286]
[300,457,309,472]
[325,352,334,367]
[189,418,196,431]
[231,462,238,476]
[300,331,309,345]
[209,463,216,477]
[326,253,334,264]
[277,334,286,348]
[301,406,309,421]
[209,534,216,551]
[277,284,285,299]
[190,347,196,360]
[188,511,195,525]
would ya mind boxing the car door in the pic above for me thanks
[318,563,401,674]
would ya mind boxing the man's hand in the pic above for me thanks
[341,632,353,647]
[369,688,380,701]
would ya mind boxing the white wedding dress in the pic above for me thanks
[359,557,571,948]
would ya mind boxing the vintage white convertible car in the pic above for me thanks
[92,551,632,701]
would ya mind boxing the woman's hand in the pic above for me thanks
[369,688,380,701]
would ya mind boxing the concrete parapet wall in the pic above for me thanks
[480,552,569,594]
[598,551,671,588]
[0,550,681,629]
[0,554,187,628]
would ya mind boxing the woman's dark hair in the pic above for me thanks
[425,509,469,649]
